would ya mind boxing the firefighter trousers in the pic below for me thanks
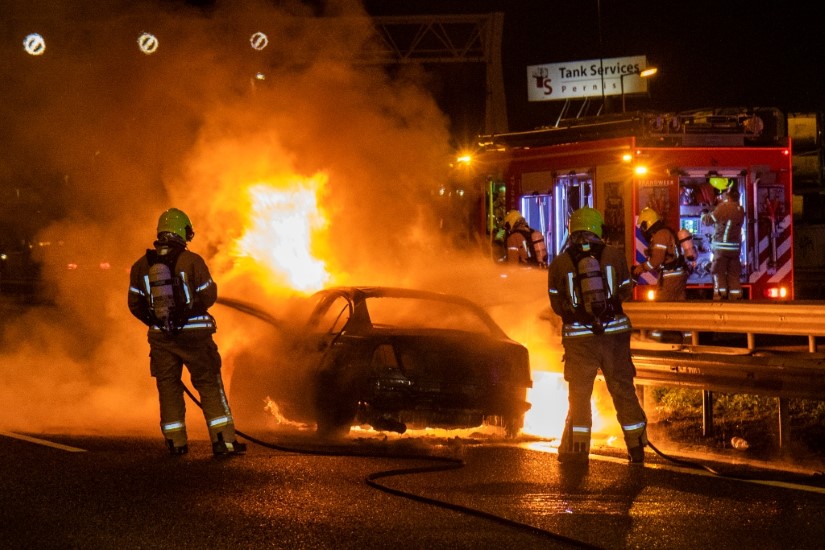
[658,269,688,301]
[711,249,742,300]
[561,331,647,451]
[148,330,237,447]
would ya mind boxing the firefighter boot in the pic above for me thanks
[557,424,590,465]
[623,421,648,464]
[166,439,189,456]
[212,432,247,457]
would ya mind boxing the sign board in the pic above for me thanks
[527,55,650,102]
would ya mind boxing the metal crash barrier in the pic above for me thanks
[623,300,825,448]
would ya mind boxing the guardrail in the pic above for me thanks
[625,300,825,351]
[623,300,825,447]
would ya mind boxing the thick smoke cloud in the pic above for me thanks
[0,0,547,437]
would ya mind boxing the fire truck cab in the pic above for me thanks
[466,108,794,300]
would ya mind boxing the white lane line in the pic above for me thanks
[523,441,825,495]
[0,431,87,452]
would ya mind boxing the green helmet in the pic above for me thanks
[568,207,603,238]
[157,208,194,242]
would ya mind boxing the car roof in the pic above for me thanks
[313,286,508,337]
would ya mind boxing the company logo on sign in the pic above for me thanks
[527,55,649,102]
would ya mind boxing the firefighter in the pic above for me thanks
[547,207,647,465]
[503,209,548,267]
[702,187,745,300]
[128,208,246,457]
[633,207,688,301]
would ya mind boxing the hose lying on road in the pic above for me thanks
[206,297,606,549]
[182,384,602,549]
[646,438,824,483]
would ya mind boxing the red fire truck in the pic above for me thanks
[462,107,794,300]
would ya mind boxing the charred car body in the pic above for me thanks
[226,286,532,437]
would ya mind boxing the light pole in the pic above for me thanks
[621,67,658,113]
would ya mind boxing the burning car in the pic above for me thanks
[225,286,532,438]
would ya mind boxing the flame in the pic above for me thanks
[223,176,625,444]
[230,175,331,294]
[522,370,568,439]
[264,398,311,430]
[522,369,624,446]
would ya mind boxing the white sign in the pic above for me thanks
[250,32,269,51]
[23,33,46,56]
[137,32,159,55]
[527,55,650,102]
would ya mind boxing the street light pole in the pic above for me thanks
[621,72,630,113]
[621,67,658,113]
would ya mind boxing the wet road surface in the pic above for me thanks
[2,429,824,549]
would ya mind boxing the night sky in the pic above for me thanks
[365,0,825,139]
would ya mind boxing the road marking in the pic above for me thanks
[0,431,87,452]
[523,440,825,495]
[640,461,825,495]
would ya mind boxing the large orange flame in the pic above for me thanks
[223,174,622,444]
[231,175,331,294]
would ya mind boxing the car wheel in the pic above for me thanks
[313,369,357,438]
[503,413,525,438]
[314,400,356,438]
[501,386,530,438]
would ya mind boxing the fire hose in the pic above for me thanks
[203,298,820,542]
[182,383,601,549]
[215,294,825,491]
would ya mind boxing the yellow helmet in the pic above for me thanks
[568,207,603,238]
[503,210,525,231]
[157,208,194,242]
[709,176,730,191]
[636,207,661,232]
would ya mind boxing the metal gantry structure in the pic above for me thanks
[367,13,507,135]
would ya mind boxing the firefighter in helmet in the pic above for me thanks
[633,207,689,301]
[128,208,246,457]
[547,207,647,465]
[503,209,548,267]
[702,185,745,300]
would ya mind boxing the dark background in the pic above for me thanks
[363,0,825,143]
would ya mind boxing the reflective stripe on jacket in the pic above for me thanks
[128,247,218,333]
[702,200,744,252]
[547,238,634,340]
[640,226,684,275]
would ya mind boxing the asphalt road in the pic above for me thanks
[2,429,825,550]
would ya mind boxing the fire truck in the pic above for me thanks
[463,107,794,300]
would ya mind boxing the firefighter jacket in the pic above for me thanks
[128,242,218,334]
[702,199,745,253]
[638,222,682,274]
[506,222,548,266]
[547,233,634,340]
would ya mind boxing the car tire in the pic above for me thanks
[503,413,525,438]
[315,402,356,438]
[313,369,357,438]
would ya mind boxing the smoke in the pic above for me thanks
[0,0,556,438]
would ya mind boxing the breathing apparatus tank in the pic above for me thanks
[576,255,608,333]
[149,262,177,333]
[530,231,548,266]
[677,228,697,263]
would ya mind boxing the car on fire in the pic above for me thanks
[225,286,532,438]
